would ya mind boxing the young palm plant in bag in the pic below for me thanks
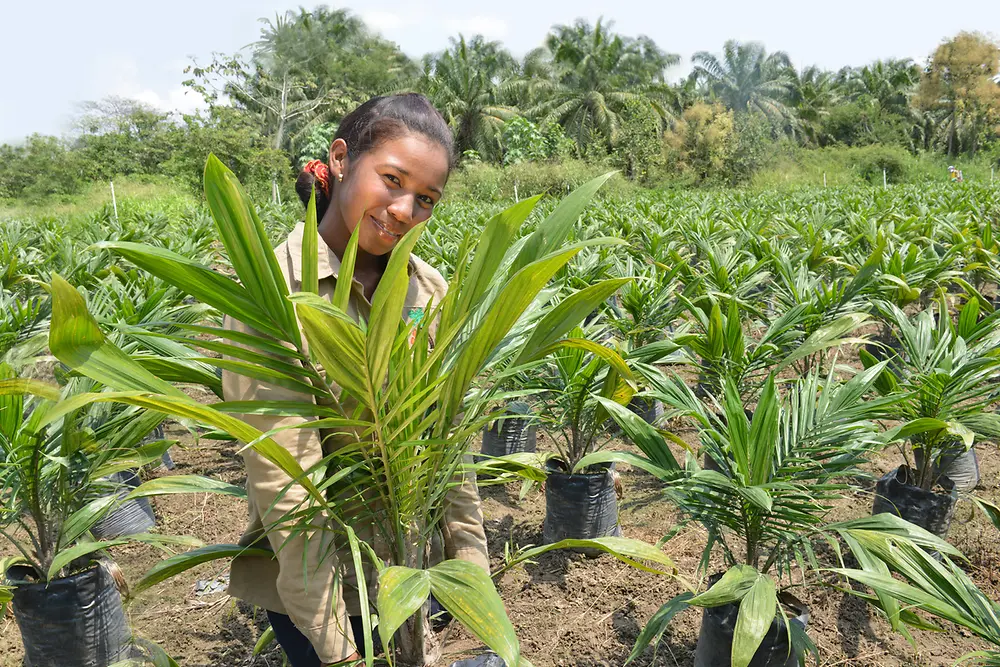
[37,157,677,667]
[586,363,947,667]
[492,324,641,544]
[0,364,243,667]
[860,296,1000,536]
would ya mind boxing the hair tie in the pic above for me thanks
[303,160,331,196]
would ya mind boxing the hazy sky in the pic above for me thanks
[3,0,998,143]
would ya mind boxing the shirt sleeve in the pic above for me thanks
[222,314,357,663]
[441,456,491,572]
[421,274,490,573]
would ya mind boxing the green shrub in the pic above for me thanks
[850,144,913,184]
[723,112,775,185]
[751,145,923,189]
[610,99,665,182]
[501,117,576,166]
[447,159,632,201]
[161,107,293,202]
[0,135,85,201]
[662,102,734,184]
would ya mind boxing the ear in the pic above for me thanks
[329,138,349,182]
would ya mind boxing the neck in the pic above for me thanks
[318,209,383,274]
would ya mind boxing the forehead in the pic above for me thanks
[367,133,450,189]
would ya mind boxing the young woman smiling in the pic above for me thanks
[221,94,489,667]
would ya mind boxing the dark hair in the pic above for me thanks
[296,93,455,217]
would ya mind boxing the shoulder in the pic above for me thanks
[409,254,449,302]
[271,224,302,288]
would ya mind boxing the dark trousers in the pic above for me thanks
[266,611,380,667]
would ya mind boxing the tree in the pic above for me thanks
[420,35,518,161]
[610,98,664,182]
[526,18,680,153]
[692,40,795,127]
[790,66,840,145]
[841,59,920,116]
[73,96,177,179]
[161,107,291,200]
[724,111,773,184]
[184,7,416,157]
[916,31,1000,156]
[663,102,734,182]
[253,7,418,153]
[0,135,83,200]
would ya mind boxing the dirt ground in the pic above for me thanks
[3,412,999,667]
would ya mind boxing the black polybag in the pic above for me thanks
[90,469,156,539]
[914,444,979,493]
[480,402,537,458]
[872,465,957,539]
[543,461,621,545]
[8,561,132,667]
[693,586,808,667]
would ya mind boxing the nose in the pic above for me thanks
[387,193,415,225]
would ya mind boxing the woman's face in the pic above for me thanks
[330,132,450,256]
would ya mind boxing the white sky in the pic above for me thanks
[2,0,999,143]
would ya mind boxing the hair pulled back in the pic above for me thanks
[296,93,455,218]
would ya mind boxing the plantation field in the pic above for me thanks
[4,180,1000,667]
[4,425,1000,666]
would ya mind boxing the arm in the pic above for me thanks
[222,314,359,664]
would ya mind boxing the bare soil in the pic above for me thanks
[3,410,999,667]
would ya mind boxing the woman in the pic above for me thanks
[221,94,490,666]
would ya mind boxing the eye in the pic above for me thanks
[418,194,435,207]
[384,173,401,186]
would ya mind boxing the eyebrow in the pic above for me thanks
[381,163,443,197]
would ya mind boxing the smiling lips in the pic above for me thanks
[371,215,402,239]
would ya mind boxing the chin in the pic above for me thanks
[360,233,398,256]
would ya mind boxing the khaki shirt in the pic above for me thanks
[222,222,489,663]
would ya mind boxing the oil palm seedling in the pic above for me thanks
[0,290,49,373]
[861,297,1000,536]
[768,240,883,374]
[0,364,244,667]
[602,256,687,422]
[668,297,867,401]
[677,236,771,316]
[591,364,948,667]
[512,324,639,543]
[36,158,676,667]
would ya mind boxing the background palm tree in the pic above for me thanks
[692,40,795,126]
[420,35,519,161]
[841,59,920,115]
[790,66,840,145]
[525,18,680,153]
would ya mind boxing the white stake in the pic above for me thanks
[823,172,827,187]
[883,168,887,189]
[110,181,118,221]
[992,167,995,184]
[514,182,519,202]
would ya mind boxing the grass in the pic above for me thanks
[751,144,1000,190]
[0,176,197,222]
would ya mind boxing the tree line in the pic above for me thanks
[2,7,999,201]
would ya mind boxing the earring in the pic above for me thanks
[338,173,344,183]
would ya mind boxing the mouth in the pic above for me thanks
[371,215,402,240]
